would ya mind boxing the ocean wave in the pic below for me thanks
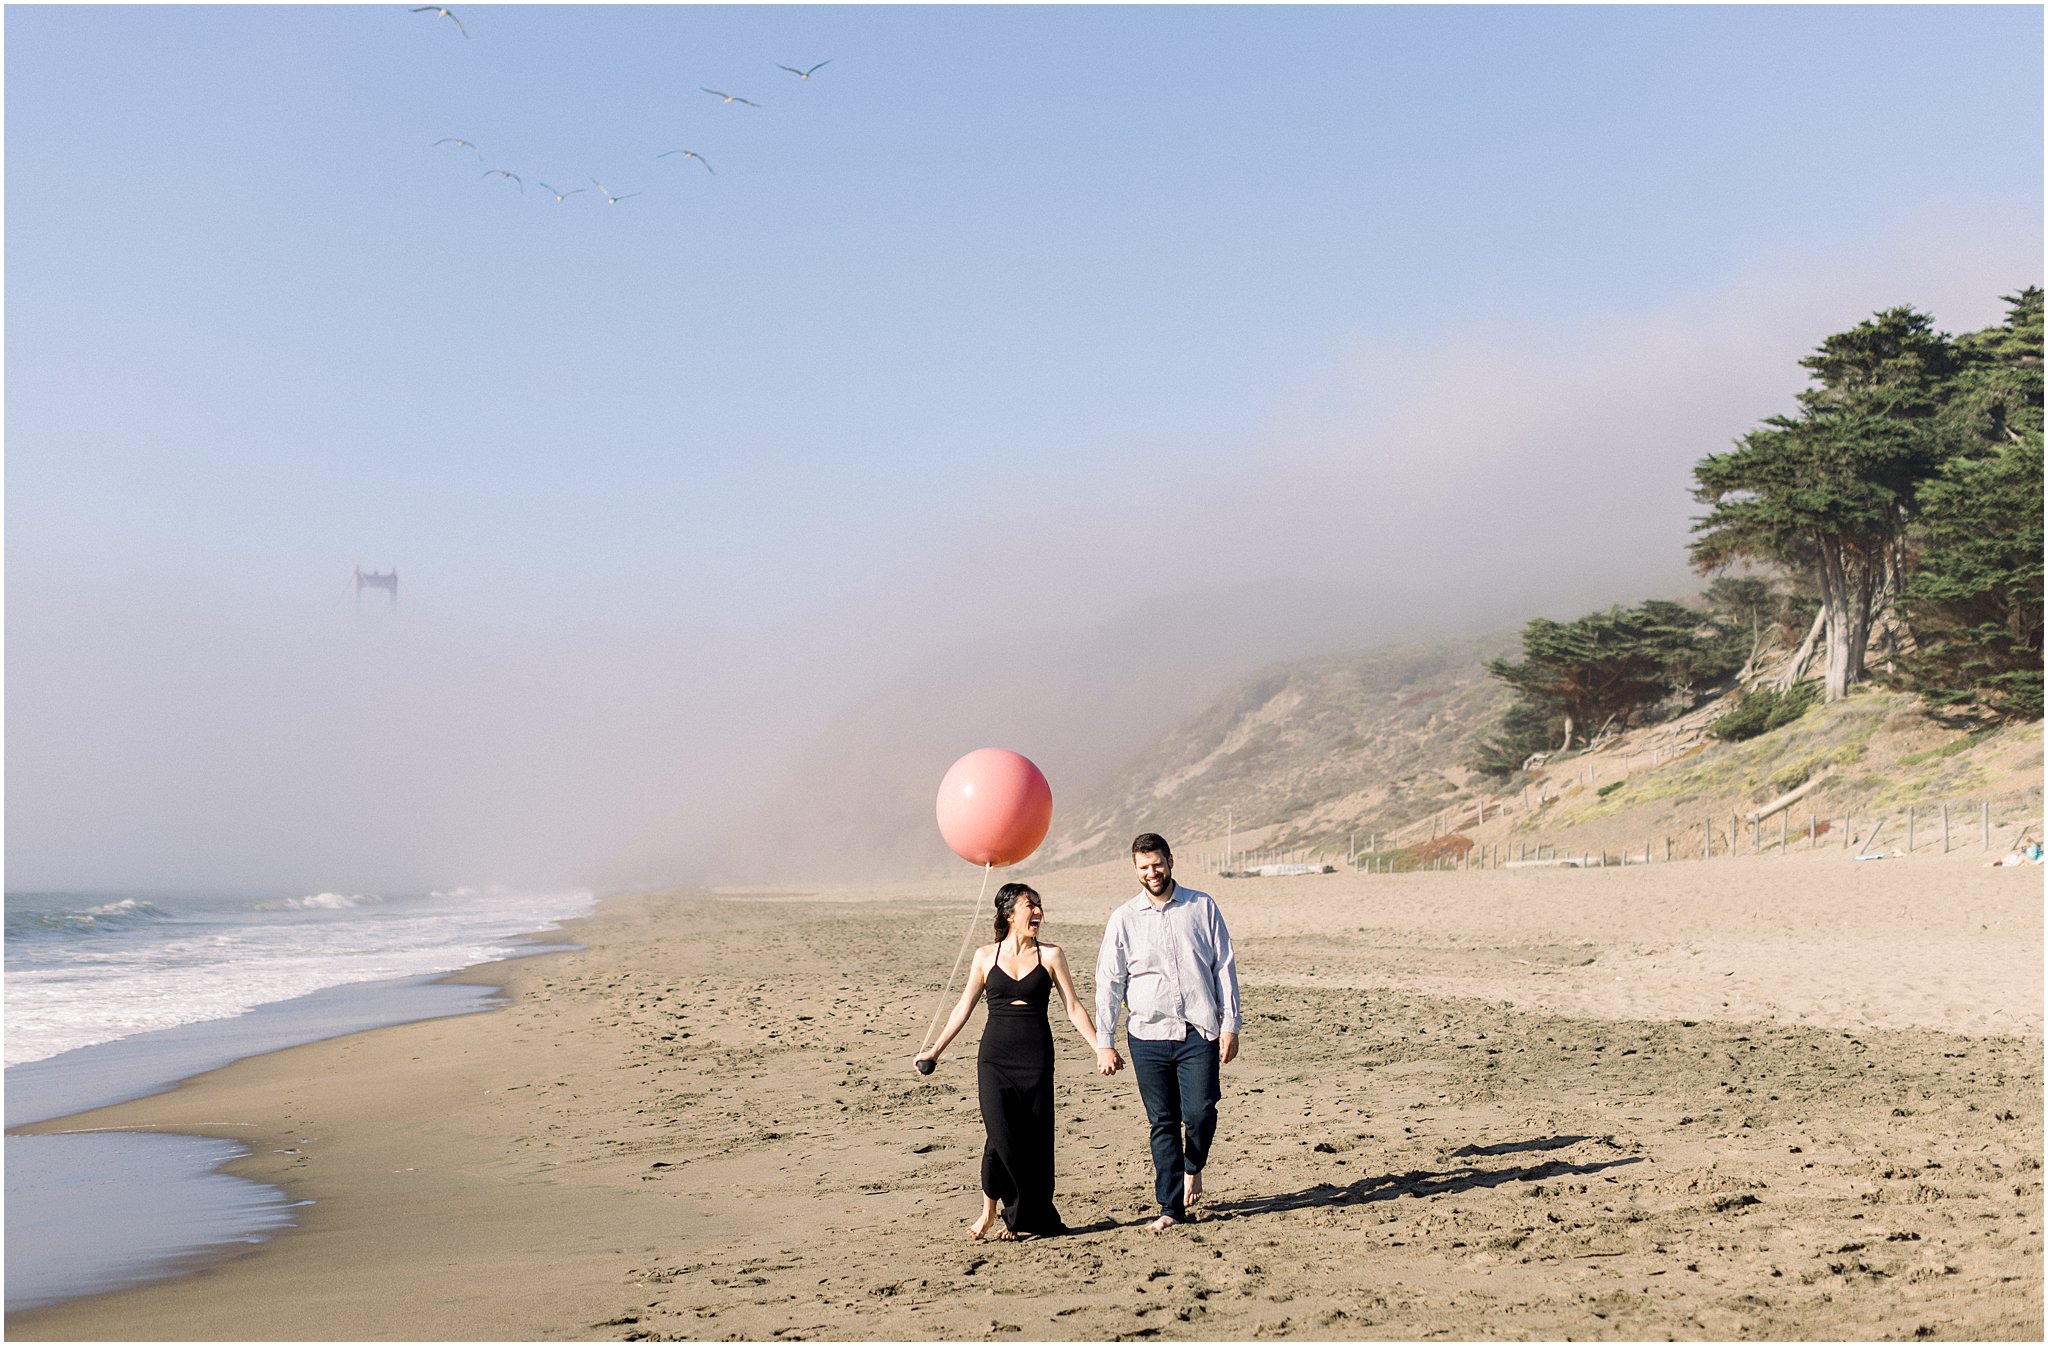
[5,887,597,1067]
[249,892,381,912]
[5,899,172,938]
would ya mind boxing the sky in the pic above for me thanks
[6,3,2042,894]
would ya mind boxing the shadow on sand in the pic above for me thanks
[1203,1136,1645,1221]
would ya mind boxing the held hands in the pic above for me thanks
[1095,1047,1124,1077]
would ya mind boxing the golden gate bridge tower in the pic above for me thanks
[352,567,398,606]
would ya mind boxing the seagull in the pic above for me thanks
[432,137,484,162]
[590,179,641,205]
[777,60,831,79]
[409,6,467,38]
[701,88,760,107]
[480,168,523,192]
[658,149,715,174]
[537,182,585,202]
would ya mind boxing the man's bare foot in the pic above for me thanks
[1147,1214,1179,1232]
[1184,1170,1204,1208]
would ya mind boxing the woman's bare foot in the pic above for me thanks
[1146,1214,1179,1232]
[968,1200,1015,1242]
[1184,1170,1204,1208]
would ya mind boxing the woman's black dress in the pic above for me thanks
[977,950,1068,1236]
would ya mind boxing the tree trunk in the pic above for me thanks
[1777,605,1826,692]
[1817,538,1881,701]
[1870,532,1912,672]
[1558,710,1576,753]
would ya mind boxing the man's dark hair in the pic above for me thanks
[1130,833,1172,860]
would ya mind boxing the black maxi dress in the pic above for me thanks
[976,950,1068,1236]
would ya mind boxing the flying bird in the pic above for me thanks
[432,137,484,161]
[658,149,715,174]
[701,88,760,107]
[777,60,831,79]
[537,182,585,202]
[409,6,466,38]
[590,179,641,205]
[480,168,523,192]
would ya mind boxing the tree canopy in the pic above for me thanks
[1475,285,2040,770]
[1896,289,2045,721]
[1688,298,2036,703]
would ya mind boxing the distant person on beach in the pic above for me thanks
[1094,832,1241,1232]
[916,881,1113,1240]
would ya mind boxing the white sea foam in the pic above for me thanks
[249,892,380,912]
[3,888,594,1067]
[81,899,163,919]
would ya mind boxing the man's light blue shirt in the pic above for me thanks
[1094,884,1241,1048]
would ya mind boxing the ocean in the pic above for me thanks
[3,885,594,1315]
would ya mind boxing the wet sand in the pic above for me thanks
[10,852,2041,1341]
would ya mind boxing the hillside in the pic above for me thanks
[1096,661,2044,875]
[1036,636,1518,866]
[712,620,2042,884]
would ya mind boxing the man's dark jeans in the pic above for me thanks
[1126,1031,1220,1220]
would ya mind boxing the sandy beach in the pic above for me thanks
[10,851,2042,1341]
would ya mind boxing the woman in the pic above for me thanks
[915,882,1105,1240]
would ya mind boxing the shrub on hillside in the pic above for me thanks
[1710,682,1821,742]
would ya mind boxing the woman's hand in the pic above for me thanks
[914,1049,939,1076]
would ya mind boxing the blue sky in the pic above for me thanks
[7,4,2041,890]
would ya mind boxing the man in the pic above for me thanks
[1094,832,1241,1231]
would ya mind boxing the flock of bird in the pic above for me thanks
[412,6,830,207]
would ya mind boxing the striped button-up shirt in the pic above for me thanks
[1094,884,1241,1047]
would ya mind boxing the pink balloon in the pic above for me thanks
[935,748,1053,868]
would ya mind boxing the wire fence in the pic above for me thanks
[1196,797,2042,875]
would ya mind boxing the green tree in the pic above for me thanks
[1639,597,1747,699]
[1896,290,2045,721]
[1483,601,1725,756]
[1691,307,1957,701]
[1940,286,2044,451]
[1470,695,1565,779]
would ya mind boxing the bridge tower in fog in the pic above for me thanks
[352,567,399,606]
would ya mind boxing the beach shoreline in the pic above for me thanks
[9,856,2042,1341]
[3,928,584,1317]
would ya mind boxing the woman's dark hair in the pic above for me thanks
[993,882,1040,938]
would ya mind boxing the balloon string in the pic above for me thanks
[919,862,994,1057]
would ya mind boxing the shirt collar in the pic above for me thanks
[1129,883,1184,912]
